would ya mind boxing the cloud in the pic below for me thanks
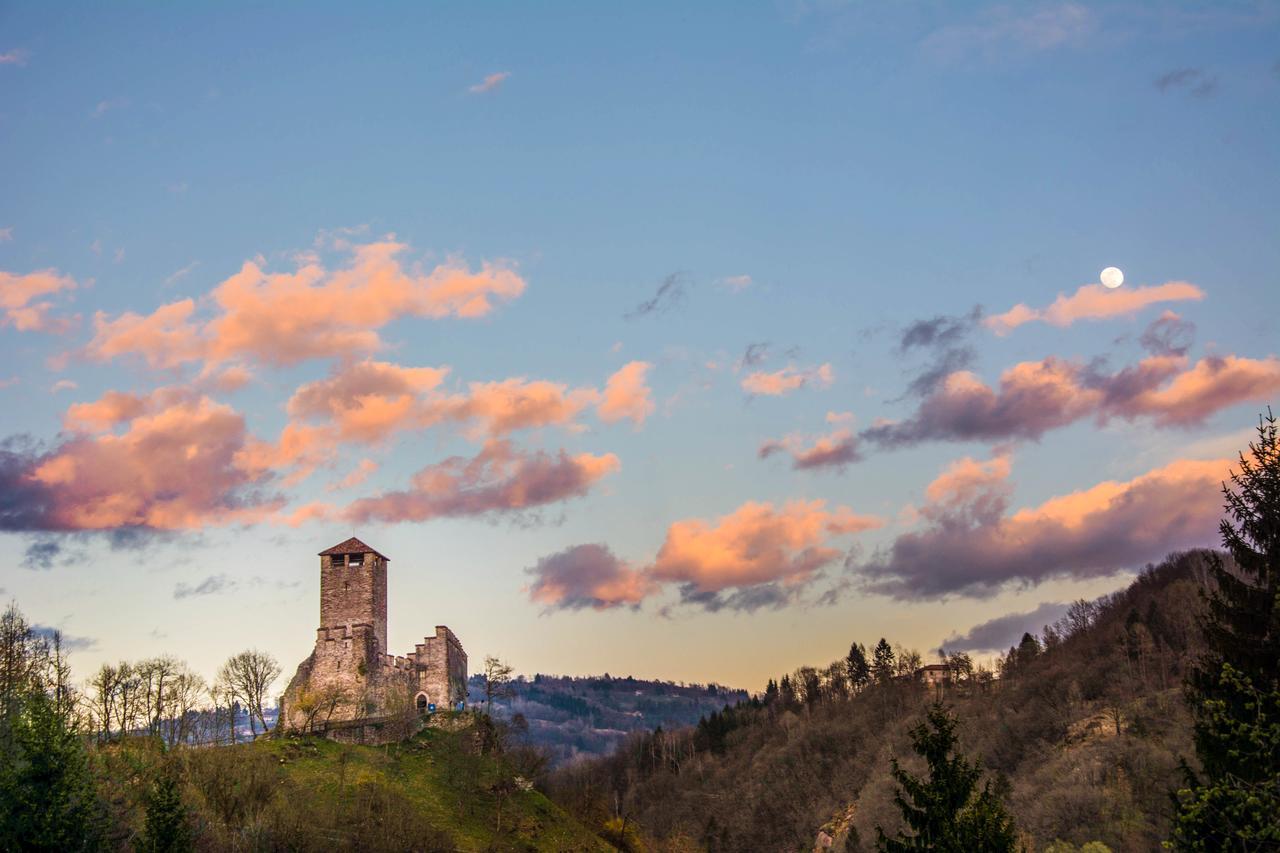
[940,602,1073,653]
[50,380,78,393]
[759,428,861,471]
[741,363,834,396]
[0,228,12,242]
[922,3,1096,62]
[174,574,235,599]
[738,342,771,370]
[30,624,97,651]
[596,361,655,426]
[0,268,78,333]
[342,439,619,524]
[625,273,688,320]
[719,275,752,291]
[986,281,1204,334]
[897,306,983,399]
[468,71,511,94]
[651,500,881,606]
[526,544,656,611]
[330,458,378,491]
[0,393,280,533]
[1139,310,1195,357]
[0,49,31,66]
[91,97,129,118]
[1155,67,1218,97]
[163,260,200,287]
[527,499,882,614]
[861,353,1280,450]
[853,455,1230,599]
[86,239,525,369]
[22,540,62,570]
[266,359,651,478]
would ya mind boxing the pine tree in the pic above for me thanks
[876,703,1017,852]
[1172,409,1280,850]
[873,638,896,685]
[142,766,192,853]
[847,642,871,692]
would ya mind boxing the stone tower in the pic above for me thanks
[279,536,468,739]
[319,537,389,655]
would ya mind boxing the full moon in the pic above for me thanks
[1100,267,1124,289]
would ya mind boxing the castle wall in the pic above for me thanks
[280,541,467,739]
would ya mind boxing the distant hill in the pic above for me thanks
[544,550,1217,851]
[469,674,750,766]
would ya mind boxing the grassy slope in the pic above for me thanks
[257,727,612,852]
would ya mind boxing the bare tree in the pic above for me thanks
[482,656,515,714]
[217,649,281,737]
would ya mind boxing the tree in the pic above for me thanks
[1172,409,1280,850]
[0,606,103,851]
[216,650,280,737]
[873,638,896,685]
[482,656,514,715]
[876,703,1017,852]
[847,642,871,692]
[141,766,192,852]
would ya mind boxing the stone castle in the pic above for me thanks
[279,537,467,732]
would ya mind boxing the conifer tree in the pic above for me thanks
[876,704,1017,852]
[873,638,896,684]
[142,766,192,853]
[1171,409,1280,850]
[846,642,871,692]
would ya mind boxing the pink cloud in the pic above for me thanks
[525,498,883,613]
[758,428,861,471]
[741,362,834,396]
[650,500,881,602]
[342,439,619,523]
[331,458,378,491]
[596,361,655,426]
[526,544,657,611]
[86,240,525,369]
[862,353,1280,450]
[468,71,511,94]
[6,395,279,531]
[986,281,1204,335]
[0,268,77,333]
[855,454,1230,599]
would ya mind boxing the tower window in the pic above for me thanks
[348,553,365,567]
[330,554,345,567]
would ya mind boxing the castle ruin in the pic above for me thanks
[279,537,467,733]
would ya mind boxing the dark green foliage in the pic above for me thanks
[0,605,103,852]
[141,766,192,852]
[0,690,103,851]
[875,703,1017,852]
[1172,410,1280,850]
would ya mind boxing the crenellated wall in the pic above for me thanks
[279,541,467,739]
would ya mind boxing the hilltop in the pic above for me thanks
[93,716,611,852]
[545,550,1216,851]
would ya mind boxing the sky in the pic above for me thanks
[1,1,1278,694]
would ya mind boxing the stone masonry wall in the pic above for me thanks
[319,554,387,656]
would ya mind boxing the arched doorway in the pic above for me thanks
[416,693,428,714]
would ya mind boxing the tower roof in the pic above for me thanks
[318,537,389,560]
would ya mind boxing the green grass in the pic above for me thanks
[94,716,616,851]
[256,724,613,851]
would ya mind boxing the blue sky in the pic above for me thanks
[1,1,1278,691]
